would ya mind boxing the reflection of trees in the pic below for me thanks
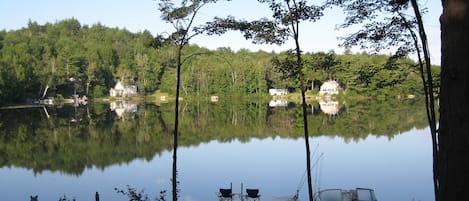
[0,99,428,174]
[0,104,173,175]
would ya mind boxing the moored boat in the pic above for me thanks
[314,188,377,201]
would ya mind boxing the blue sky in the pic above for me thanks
[0,0,441,64]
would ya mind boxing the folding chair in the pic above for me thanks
[219,188,233,201]
[246,188,260,201]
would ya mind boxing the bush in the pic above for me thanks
[91,85,108,98]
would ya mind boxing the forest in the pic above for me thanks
[0,18,440,105]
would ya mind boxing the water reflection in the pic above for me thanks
[0,99,432,201]
[178,130,433,201]
[269,99,288,107]
[0,99,429,174]
[110,101,138,119]
[269,99,342,117]
[0,130,434,201]
[318,100,340,116]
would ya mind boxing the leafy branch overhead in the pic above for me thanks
[328,2,438,199]
[327,0,422,56]
[260,0,323,24]
[158,0,229,46]
[197,16,289,45]
[198,0,323,46]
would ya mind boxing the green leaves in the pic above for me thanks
[329,0,420,57]
[200,0,324,46]
[272,51,299,80]
[200,16,289,45]
[0,19,173,103]
[262,0,324,24]
[0,8,436,104]
[159,0,222,22]
[158,0,228,47]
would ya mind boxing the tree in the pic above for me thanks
[202,1,323,200]
[156,1,226,200]
[438,0,469,201]
[327,0,440,199]
[0,17,428,103]
[304,51,339,82]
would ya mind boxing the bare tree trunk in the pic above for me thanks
[41,85,49,99]
[172,45,183,201]
[286,1,313,200]
[409,1,439,200]
[86,81,91,95]
[438,0,469,200]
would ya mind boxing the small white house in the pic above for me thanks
[110,81,138,97]
[319,80,341,96]
[269,89,288,96]
[211,95,219,102]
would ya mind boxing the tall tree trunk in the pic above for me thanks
[409,1,439,199]
[172,45,183,201]
[286,1,313,200]
[438,0,469,200]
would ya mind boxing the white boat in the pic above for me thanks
[314,188,377,201]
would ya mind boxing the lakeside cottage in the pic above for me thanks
[109,81,138,97]
[319,80,341,96]
[269,89,288,96]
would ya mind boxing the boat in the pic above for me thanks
[218,184,377,201]
[314,188,377,201]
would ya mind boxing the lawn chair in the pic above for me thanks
[246,188,260,201]
[219,188,233,201]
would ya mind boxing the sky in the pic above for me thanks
[0,0,442,65]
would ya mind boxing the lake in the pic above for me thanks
[0,99,434,201]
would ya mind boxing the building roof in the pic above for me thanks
[321,80,340,89]
[114,81,124,90]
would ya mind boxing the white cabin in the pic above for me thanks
[319,80,341,96]
[269,89,288,96]
[109,81,138,97]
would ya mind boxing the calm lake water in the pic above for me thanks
[0,99,434,201]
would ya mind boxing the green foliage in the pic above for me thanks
[90,85,108,98]
[326,0,417,56]
[272,51,299,81]
[0,18,439,105]
[116,186,150,201]
[202,16,289,45]
[305,51,339,78]
[115,185,166,201]
[0,19,164,103]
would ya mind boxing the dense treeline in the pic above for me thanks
[0,99,428,175]
[0,19,440,104]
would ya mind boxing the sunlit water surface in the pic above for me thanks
[1,127,433,201]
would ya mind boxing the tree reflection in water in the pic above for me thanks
[0,99,429,175]
[0,99,430,200]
